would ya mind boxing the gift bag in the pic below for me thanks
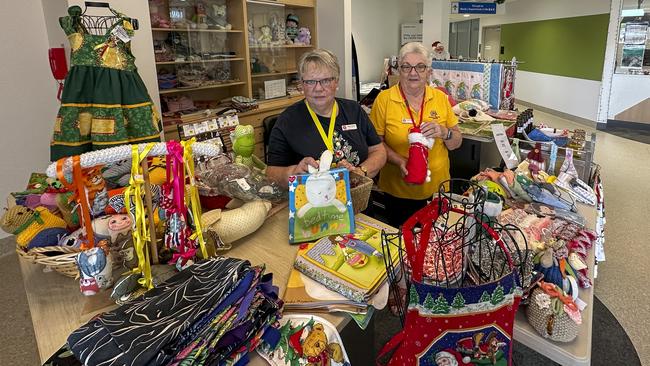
[378,198,522,366]
[288,151,354,244]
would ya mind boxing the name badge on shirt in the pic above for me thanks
[342,123,357,131]
[401,118,413,124]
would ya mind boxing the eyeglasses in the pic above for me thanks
[399,63,428,74]
[301,77,337,88]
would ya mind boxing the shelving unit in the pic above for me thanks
[159,81,247,94]
[147,0,316,140]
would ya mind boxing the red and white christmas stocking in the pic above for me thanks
[404,127,434,185]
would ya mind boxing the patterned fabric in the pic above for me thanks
[68,257,250,366]
[431,61,506,109]
[51,6,161,161]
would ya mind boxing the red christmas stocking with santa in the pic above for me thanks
[404,127,434,185]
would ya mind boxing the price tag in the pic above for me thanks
[226,114,240,127]
[491,123,518,169]
[111,25,131,43]
[235,178,251,191]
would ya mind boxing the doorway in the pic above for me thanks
[449,18,480,59]
[481,25,501,61]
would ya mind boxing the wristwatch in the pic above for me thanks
[359,165,368,176]
[444,128,453,141]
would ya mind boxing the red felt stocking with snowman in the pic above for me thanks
[404,127,434,185]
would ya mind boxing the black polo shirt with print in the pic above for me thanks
[267,98,381,167]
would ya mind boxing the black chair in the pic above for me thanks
[262,114,279,163]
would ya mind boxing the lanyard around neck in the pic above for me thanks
[306,100,338,152]
[399,85,425,129]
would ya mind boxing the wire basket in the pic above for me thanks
[16,245,80,278]
[381,179,532,324]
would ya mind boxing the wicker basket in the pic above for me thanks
[16,245,80,278]
[349,172,373,214]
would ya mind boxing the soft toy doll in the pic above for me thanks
[295,27,311,45]
[404,127,434,184]
[285,14,299,43]
[1,206,68,249]
[211,4,232,30]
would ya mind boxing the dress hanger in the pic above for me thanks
[79,1,139,35]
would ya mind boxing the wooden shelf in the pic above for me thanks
[152,27,243,33]
[156,58,245,65]
[249,44,314,49]
[251,70,298,78]
[159,81,246,94]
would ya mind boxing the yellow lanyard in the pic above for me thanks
[306,101,338,152]
[124,143,156,290]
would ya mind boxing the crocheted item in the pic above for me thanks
[201,200,271,243]
[526,285,579,342]
[1,206,67,247]
[404,127,433,185]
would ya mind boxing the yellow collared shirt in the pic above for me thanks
[370,85,458,200]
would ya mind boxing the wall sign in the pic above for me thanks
[451,2,497,15]
[401,24,423,45]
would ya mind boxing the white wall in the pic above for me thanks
[422,0,451,54]
[352,0,421,83]
[477,0,610,121]
[0,1,59,238]
[515,71,601,121]
[609,74,650,118]
[317,0,353,99]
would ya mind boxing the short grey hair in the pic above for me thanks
[298,49,340,79]
[398,42,432,66]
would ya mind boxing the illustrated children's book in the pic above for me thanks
[288,151,354,244]
[293,216,399,302]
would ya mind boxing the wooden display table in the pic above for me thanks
[21,205,596,365]
[21,208,371,365]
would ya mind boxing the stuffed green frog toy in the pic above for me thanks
[232,124,266,170]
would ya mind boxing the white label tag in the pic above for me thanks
[182,124,196,136]
[491,124,519,169]
[341,123,357,131]
[208,118,219,131]
[402,118,413,124]
[111,25,131,43]
[235,178,251,191]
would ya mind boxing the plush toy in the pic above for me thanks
[404,127,434,185]
[76,241,113,296]
[270,13,287,45]
[211,4,232,30]
[295,27,311,45]
[258,25,272,44]
[248,19,257,45]
[201,200,271,244]
[92,214,132,244]
[297,150,347,218]
[1,206,68,249]
[232,125,256,168]
[285,14,299,43]
[193,2,209,29]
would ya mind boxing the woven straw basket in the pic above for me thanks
[349,172,373,214]
[16,245,80,278]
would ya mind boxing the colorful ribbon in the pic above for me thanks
[539,281,578,313]
[124,143,156,289]
[182,138,208,259]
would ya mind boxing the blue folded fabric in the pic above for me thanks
[527,128,553,142]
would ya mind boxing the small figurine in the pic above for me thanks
[285,14,299,43]
[294,27,311,45]
[248,19,257,45]
[211,4,232,30]
[194,2,208,29]
[258,25,272,44]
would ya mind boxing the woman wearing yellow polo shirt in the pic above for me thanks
[370,42,462,227]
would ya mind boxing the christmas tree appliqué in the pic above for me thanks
[451,292,466,309]
[409,286,420,306]
[491,284,505,305]
[423,293,435,311]
[479,291,491,303]
[432,293,450,314]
